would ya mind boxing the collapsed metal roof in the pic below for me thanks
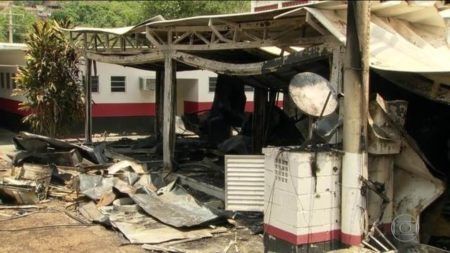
[64,0,450,103]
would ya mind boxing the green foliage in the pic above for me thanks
[0,6,36,43]
[13,20,84,137]
[51,1,146,27]
[0,1,251,42]
[51,1,251,27]
[141,1,251,19]
[0,13,7,42]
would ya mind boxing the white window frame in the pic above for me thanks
[0,73,4,89]
[208,77,217,93]
[5,73,10,89]
[111,76,126,92]
[91,76,99,93]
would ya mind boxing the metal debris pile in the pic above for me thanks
[0,131,262,251]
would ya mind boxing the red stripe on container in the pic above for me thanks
[341,232,363,246]
[264,224,341,245]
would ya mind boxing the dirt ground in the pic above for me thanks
[0,208,144,253]
[0,200,263,253]
[0,158,144,253]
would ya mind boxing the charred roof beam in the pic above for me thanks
[171,44,332,76]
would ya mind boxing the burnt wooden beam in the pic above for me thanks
[170,60,177,165]
[86,51,163,65]
[376,70,450,105]
[84,58,92,144]
[172,44,332,76]
[83,31,93,144]
[154,69,164,140]
[252,87,268,154]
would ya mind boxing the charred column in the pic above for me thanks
[252,87,268,153]
[84,58,92,144]
[155,69,164,140]
[162,53,176,174]
[341,1,370,246]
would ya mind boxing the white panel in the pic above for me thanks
[263,147,342,236]
[225,155,265,212]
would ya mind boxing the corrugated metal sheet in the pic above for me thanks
[264,1,450,74]
[275,2,450,73]
[61,26,136,35]
[225,155,265,212]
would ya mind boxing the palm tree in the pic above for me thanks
[13,20,84,137]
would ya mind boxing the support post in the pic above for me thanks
[341,1,370,246]
[252,87,268,154]
[154,69,164,140]
[162,53,176,174]
[170,61,177,154]
[330,46,344,144]
[84,58,92,144]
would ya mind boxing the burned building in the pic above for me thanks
[1,1,449,253]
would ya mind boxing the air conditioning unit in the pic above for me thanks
[139,77,156,91]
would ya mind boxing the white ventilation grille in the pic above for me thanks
[225,155,265,212]
[275,156,289,183]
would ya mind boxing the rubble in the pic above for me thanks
[12,131,107,164]
[0,131,254,250]
[1,89,448,253]
[0,163,52,204]
[130,181,219,228]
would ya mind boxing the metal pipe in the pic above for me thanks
[369,234,389,252]
[375,226,397,250]
[341,1,370,246]
[362,241,380,252]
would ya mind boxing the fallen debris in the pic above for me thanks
[0,131,263,250]
[12,131,107,165]
[130,181,219,228]
[142,244,185,253]
[0,163,52,204]
[174,174,225,201]
[78,201,108,224]
[78,174,116,200]
[0,204,42,209]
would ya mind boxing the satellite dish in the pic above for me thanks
[288,72,338,117]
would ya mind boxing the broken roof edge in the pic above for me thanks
[304,5,450,73]
[63,1,450,74]
[62,1,447,37]
[60,15,166,35]
[61,26,135,35]
[140,1,323,27]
